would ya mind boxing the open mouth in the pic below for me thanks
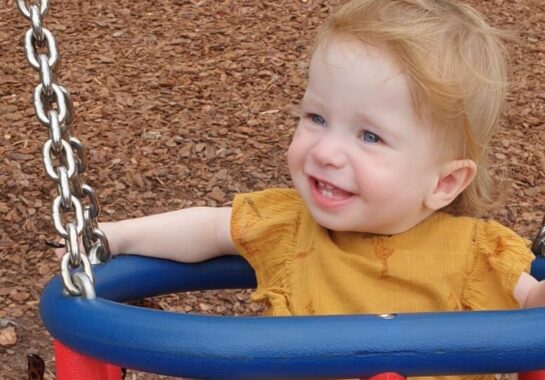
[309,177,354,206]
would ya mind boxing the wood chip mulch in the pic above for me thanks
[1,0,544,379]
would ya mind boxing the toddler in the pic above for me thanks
[58,0,545,379]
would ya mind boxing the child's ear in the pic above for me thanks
[424,159,477,211]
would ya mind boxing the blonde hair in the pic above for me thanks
[316,0,512,215]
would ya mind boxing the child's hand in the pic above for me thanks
[47,222,117,262]
[46,238,84,260]
[45,239,68,260]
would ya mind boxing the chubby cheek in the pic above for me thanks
[287,128,306,173]
[357,159,432,207]
[352,157,407,200]
[287,140,301,178]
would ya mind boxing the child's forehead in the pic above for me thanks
[313,34,394,66]
[311,35,402,83]
[309,36,408,97]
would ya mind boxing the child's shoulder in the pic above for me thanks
[232,188,305,224]
[230,188,307,262]
[434,211,530,248]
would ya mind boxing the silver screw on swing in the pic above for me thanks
[378,313,397,320]
[18,0,111,296]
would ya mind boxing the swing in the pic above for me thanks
[17,1,545,379]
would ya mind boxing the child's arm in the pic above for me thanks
[514,272,545,308]
[58,207,237,263]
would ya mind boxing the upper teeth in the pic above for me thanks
[317,180,335,190]
[317,180,338,198]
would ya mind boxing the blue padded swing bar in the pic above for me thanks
[40,255,545,379]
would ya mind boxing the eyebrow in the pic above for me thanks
[300,93,399,138]
[299,93,321,109]
[357,111,405,142]
[302,93,380,122]
[354,111,383,130]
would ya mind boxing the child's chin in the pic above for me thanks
[309,210,358,232]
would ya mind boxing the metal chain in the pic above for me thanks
[17,0,111,296]
[532,216,545,257]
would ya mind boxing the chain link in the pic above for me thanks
[24,28,58,70]
[17,0,48,20]
[29,5,45,42]
[42,139,76,180]
[33,83,66,126]
[38,55,53,97]
[61,253,94,296]
[532,221,545,257]
[18,0,111,296]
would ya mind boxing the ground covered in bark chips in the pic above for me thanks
[1,0,544,379]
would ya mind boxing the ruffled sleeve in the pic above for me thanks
[230,188,305,316]
[462,220,535,311]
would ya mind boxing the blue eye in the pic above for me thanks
[310,113,326,126]
[361,130,381,143]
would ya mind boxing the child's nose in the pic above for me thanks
[310,137,347,168]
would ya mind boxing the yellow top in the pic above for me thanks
[230,188,535,379]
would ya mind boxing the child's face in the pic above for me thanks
[288,36,445,234]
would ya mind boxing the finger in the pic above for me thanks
[46,239,67,260]
[45,240,65,249]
